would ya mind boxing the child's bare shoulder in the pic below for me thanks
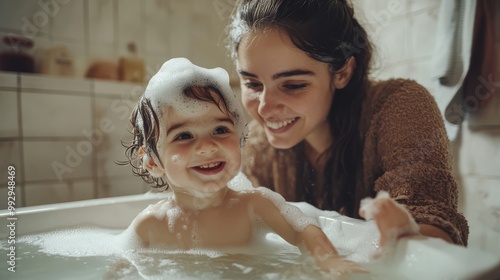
[133,198,175,241]
[135,198,175,222]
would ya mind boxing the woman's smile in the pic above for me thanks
[265,117,298,132]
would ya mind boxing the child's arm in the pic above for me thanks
[249,189,362,274]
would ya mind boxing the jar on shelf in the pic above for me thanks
[0,35,35,73]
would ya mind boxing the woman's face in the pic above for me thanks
[236,29,335,153]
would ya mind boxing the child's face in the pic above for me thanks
[157,99,241,196]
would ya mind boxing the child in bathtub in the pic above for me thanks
[121,57,362,275]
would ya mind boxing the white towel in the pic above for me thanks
[431,0,477,141]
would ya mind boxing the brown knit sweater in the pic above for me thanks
[241,79,469,246]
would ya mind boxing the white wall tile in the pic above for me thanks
[117,0,144,57]
[168,0,194,59]
[408,0,440,13]
[94,96,136,178]
[406,58,436,93]
[409,6,439,59]
[88,0,115,45]
[369,16,409,67]
[371,62,410,81]
[93,79,144,96]
[458,126,500,177]
[24,179,94,206]
[88,42,116,61]
[144,55,168,81]
[0,91,19,137]
[51,0,85,41]
[190,1,231,69]
[22,91,92,137]
[0,72,18,88]
[461,175,500,255]
[23,140,94,182]
[0,0,51,35]
[21,73,91,92]
[145,0,169,56]
[97,175,148,198]
[361,0,407,27]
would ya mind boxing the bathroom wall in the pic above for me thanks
[1,0,499,256]
[351,0,500,255]
[0,0,235,207]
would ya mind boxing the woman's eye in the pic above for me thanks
[213,126,230,135]
[284,83,307,90]
[244,82,263,91]
[174,132,192,141]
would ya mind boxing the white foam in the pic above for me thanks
[17,226,139,257]
[143,57,248,147]
[227,171,254,191]
[254,187,319,232]
[359,190,390,220]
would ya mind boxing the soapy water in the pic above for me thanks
[2,172,498,279]
[1,222,383,280]
[0,173,431,279]
[0,204,386,280]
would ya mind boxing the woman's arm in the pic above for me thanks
[369,80,468,245]
[419,224,453,242]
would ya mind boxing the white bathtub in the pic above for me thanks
[1,192,499,280]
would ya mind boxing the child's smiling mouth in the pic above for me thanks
[192,161,225,175]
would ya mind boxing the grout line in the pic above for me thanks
[113,0,119,54]
[90,81,99,199]
[1,136,93,142]
[83,0,90,59]
[18,89,92,97]
[16,74,26,207]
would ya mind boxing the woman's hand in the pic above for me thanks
[359,191,420,257]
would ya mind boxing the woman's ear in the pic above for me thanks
[139,146,165,178]
[332,56,356,89]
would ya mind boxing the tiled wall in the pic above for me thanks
[0,0,235,208]
[0,72,152,207]
[352,0,500,255]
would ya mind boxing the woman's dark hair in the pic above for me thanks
[118,85,234,189]
[228,0,373,216]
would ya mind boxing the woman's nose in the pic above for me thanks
[258,89,282,116]
[196,138,218,155]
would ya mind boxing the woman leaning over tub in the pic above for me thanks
[228,0,469,247]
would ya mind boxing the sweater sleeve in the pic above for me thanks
[371,80,469,245]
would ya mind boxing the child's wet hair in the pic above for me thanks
[119,85,235,190]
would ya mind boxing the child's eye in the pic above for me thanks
[213,126,230,135]
[174,132,192,140]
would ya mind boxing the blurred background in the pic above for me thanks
[0,0,498,256]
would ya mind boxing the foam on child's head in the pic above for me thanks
[143,57,248,146]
